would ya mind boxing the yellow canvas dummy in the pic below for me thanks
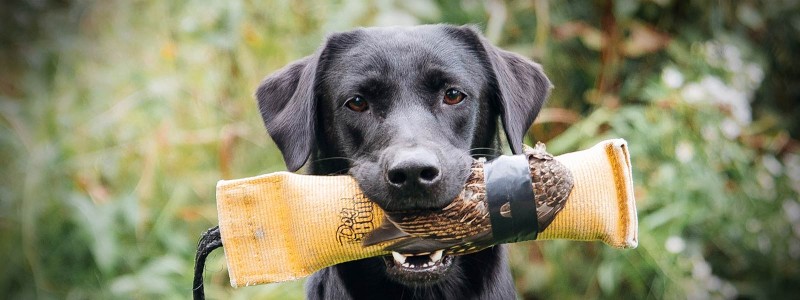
[212,139,638,287]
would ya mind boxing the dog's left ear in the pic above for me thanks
[453,26,553,154]
[483,38,553,154]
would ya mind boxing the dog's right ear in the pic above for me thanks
[256,32,361,171]
[255,54,319,171]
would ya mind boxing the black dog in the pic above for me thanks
[256,24,550,299]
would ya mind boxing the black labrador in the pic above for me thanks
[256,24,551,299]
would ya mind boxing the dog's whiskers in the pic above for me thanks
[469,154,500,160]
[468,147,504,154]
[468,148,503,159]
[325,167,353,176]
[307,156,356,164]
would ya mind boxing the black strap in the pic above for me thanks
[193,226,223,300]
[484,154,539,243]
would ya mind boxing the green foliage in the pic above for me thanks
[0,0,797,299]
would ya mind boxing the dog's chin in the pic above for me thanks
[382,250,456,286]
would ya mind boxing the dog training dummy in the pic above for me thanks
[215,139,638,287]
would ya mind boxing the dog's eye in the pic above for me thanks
[443,88,466,105]
[345,96,369,112]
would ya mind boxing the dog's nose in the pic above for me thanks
[386,148,441,189]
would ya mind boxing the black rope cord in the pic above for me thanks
[193,226,223,300]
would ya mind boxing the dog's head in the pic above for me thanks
[256,25,550,286]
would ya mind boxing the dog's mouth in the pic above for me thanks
[382,249,454,285]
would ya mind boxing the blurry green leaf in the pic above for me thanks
[68,193,118,274]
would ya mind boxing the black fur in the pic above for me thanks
[256,24,551,299]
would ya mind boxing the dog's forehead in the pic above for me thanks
[327,26,486,80]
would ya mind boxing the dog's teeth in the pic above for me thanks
[402,262,412,268]
[392,252,407,264]
[422,262,430,268]
[429,250,443,262]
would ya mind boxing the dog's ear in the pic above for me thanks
[490,50,552,154]
[452,26,553,154]
[255,54,319,171]
[483,37,552,154]
[256,32,361,171]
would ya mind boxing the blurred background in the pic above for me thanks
[1,0,798,298]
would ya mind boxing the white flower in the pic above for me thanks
[723,44,744,72]
[692,259,712,280]
[665,236,686,253]
[662,67,684,88]
[746,63,765,85]
[720,118,741,139]
[681,83,706,103]
[676,141,694,163]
